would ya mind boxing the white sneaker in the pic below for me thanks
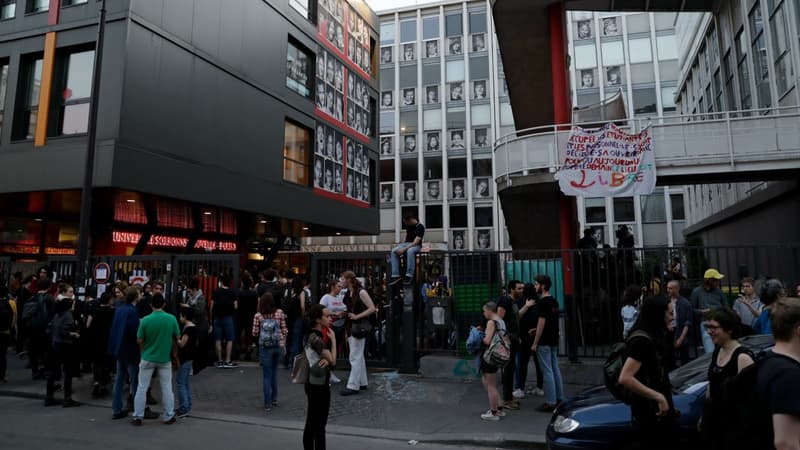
[532,388,545,397]
[480,410,500,421]
[496,408,507,417]
[512,388,525,399]
[330,374,342,384]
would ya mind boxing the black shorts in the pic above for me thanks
[480,357,499,374]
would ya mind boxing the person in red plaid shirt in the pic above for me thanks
[252,293,288,411]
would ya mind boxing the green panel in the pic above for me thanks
[505,259,565,309]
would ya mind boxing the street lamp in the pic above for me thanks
[75,0,107,287]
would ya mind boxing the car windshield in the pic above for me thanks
[669,334,775,393]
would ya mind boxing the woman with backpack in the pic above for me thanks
[251,292,287,411]
[45,296,80,407]
[700,307,754,450]
[303,304,337,450]
[618,296,676,449]
[340,271,376,396]
[479,301,507,421]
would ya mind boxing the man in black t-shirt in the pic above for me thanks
[516,285,543,398]
[389,212,425,285]
[498,281,523,410]
[756,297,800,449]
[211,274,238,369]
[531,275,564,412]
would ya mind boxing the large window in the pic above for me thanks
[51,49,95,136]
[287,40,313,99]
[284,120,311,186]
[613,197,635,222]
[628,37,652,63]
[670,193,685,220]
[62,0,89,6]
[288,0,310,19]
[26,0,48,13]
[749,2,771,108]
[769,3,794,97]
[735,30,753,110]
[0,62,7,138]
[585,197,606,223]
[13,55,43,141]
[656,34,678,60]
[1,1,15,19]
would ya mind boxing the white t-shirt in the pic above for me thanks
[320,293,347,327]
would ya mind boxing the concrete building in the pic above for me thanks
[0,0,379,258]
[674,0,800,245]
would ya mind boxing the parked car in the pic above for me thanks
[546,334,774,449]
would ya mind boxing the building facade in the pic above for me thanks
[0,0,379,258]
[569,10,689,247]
[674,0,800,245]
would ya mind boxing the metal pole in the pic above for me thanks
[75,0,107,287]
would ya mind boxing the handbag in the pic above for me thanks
[350,320,372,339]
[482,322,511,368]
[291,351,309,384]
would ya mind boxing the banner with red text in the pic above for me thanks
[555,123,655,197]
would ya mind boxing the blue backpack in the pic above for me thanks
[259,316,281,348]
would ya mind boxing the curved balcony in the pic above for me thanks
[494,107,800,191]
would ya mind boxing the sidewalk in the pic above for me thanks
[0,351,578,447]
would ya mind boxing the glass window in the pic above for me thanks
[629,37,652,63]
[752,33,771,107]
[380,111,394,134]
[633,87,657,115]
[469,11,487,34]
[380,22,395,45]
[656,34,678,60]
[399,64,417,87]
[55,50,95,135]
[735,31,753,110]
[450,205,467,227]
[423,15,439,39]
[1,1,16,19]
[284,120,311,186]
[601,41,624,66]
[626,14,650,34]
[574,43,597,69]
[422,62,441,83]
[13,56,43,140]
[288,0,309,19]
[286,40,313,99]
[400,19,416,43]
[472,158,492,176]
[475,206,493,227]
[613,197,635,222]
[0,63,7,138]
[577,91,600,106]
[26,0,48,13]
[641,192,666,222]
[585,198,606,223]
[448,158,467,178]
[471,104,491,126]
[446,60,465,82]
[423,108,441,130]
[770,4,794,96]
[426,205,443,228]
[670,194,685,220]
[445,13,462,37]
[654,13,675,31]
[424,157,442,179]
[63,0,88,5]
[500,102,514,127]
[630,62,655,83]
[661,86,677,113]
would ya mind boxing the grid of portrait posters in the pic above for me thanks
[316,49,345,122]
[314,123,345,194]
[347,69,372,137]
[318,0,346,54]
[347,5,372,75]
[345,137,371,203]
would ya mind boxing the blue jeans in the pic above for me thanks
[701,322,714,354]
[134,360,175,422]
[112,359,139,415]
[289,318,303,365]
[537,345,564,405]
[390,243,421,278]
[176,361,192,413]
[259,346,281,407]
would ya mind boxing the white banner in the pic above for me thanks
[555,123,656,197]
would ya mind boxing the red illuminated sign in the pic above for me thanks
[113,231,236,251]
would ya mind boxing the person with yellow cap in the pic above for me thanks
[691,269,728,354]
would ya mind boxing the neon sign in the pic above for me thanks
[113,231,236,251]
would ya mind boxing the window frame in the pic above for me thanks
[0,1,16,20]
[286,37,315,100]
[50,47,96,137]
[12,54,44,141]
[25,0,48,14]
[283,119,313,187]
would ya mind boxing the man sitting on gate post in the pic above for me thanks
[389,213,425,285]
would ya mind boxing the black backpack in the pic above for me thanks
[21,293,48,330]
[0,297,13,331]
[603,330,653,404]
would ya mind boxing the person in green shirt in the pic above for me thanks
[132,293,180,426]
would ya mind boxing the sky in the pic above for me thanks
[364,0,441,13]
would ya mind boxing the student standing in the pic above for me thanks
[303,305,337,450]
[252,292,287,411]
[176,307,197,418]
[531,275,564,413]
[45,297,80,407]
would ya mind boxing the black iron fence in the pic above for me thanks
[416,245,800,361]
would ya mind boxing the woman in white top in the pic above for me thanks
[319,280,347,383]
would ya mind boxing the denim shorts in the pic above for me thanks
[213,316,235,342]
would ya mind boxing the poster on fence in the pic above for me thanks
[555,123,656,197]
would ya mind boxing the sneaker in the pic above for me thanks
[330,374,342,384]
[176,410,189,418]
[496,408,507,417]
[503,400,520,410]
[340,388,359,396]
[163,417,176,425]
[533,388,545,397]
[480,410,500,421]
[535,403,556,413]
[215,361,225,369]
[224,361,239,368]
[512,388,525,399]
[264,406,272,412]
[131,417,143,426]
[112,411,128,420]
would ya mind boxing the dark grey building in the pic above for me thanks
[0,0,379,257]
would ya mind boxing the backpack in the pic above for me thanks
[0,298,13,331]
[21,293,48,330]
[603,330,652,404]
[482,321,511,368]
[303,287,314,310]
[258,315,282,348]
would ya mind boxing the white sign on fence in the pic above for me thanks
[555,123,656,197]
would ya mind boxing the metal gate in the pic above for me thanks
[172,254,241,300]
[309,253,395,367]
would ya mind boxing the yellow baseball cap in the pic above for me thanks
[704,268,725,280]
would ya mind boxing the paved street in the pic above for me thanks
[0,352,568,448]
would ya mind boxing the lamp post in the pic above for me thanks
[75,0,107,287]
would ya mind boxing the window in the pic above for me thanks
[574,43,597,69]
[670,193,685,220]
[628,37,652,63]
[62,0,89,6]
[283,120,311,186]
[450,205,467,228]
[13,55,43,140]
[54,49,95,135]
[601,41,624,66]
[749,2,771,108]
[423,15,439,39]
[661,86,677,113]
[380,22,395,45]
[445,13,462,37]
[400,19,416,43]
[26,0,48,13]
[426,205,443,228]
[475,206,493,227]
[1,1,15,19]
[640,192,666,223]
[656,34,678,60]
[0,63,7,138]
[723,51,738,110]
[613,197,635,222]
[735,30,752,110]
[585,198,606,223]
[287,40,313,98]
[769,4,794,96]
[633,87,657,115]
[469,11,487,34]
[288,0,309,19]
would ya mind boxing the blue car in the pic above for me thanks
[546,334,774,449]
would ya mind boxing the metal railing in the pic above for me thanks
[415,244,800,360]
[494,106,800,188]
